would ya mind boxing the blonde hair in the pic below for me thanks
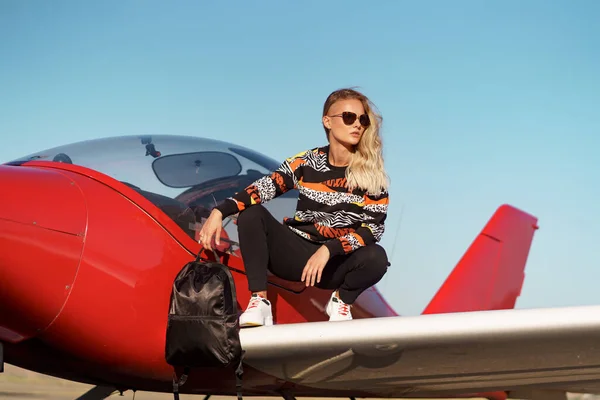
[322,88,389,195]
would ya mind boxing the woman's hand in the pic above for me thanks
[301,245,331,287]
[198,209,223,251]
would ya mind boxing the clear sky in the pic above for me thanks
[1,0,599,316]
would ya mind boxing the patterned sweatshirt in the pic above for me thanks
[215,146,389,257]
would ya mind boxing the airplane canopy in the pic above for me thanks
[7,134,298,240]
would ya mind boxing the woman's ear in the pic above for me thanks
[322,115,331,130]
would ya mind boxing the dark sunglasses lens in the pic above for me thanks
[342,112,357,125]
[359,114,371,127]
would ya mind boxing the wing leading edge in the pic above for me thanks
[240,305,600,398]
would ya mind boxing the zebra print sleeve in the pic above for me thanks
[214,151,306,217]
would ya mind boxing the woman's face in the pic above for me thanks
[323,98,369,148]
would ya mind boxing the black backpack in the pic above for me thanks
[165,250,244,400]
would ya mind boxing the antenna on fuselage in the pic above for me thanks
[381,203,404,294]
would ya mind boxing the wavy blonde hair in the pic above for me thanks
[322,88,389,195]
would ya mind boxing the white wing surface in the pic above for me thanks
[240,305,600,398]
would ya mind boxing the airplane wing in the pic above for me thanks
[240,305,600,399]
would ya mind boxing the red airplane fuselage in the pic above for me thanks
[0,161,399,397]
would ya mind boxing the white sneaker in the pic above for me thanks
[325,291,352,321]
[239,293,273,328]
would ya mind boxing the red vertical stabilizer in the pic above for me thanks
[422,204,539,315]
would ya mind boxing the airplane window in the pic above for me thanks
[152,151,242,188]
[5,135,299,245]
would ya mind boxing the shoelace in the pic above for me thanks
[338,302,350,316]
[246,296,262,310]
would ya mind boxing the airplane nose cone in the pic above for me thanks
[0,164,86,343]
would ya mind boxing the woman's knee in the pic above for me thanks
[360,244,389,279]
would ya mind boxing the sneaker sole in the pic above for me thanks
[240,322,263,328]
[240,316,273,328]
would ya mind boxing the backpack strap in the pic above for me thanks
[197,247,220,263]
[172,367,190,400]
[235,352,245,400]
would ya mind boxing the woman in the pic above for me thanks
[199,88,390,327]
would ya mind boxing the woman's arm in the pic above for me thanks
[214,152,305,218]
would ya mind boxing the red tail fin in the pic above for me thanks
[422,204,539,315]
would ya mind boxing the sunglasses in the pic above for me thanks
[329,112,371,127]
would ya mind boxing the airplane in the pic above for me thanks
[0,134,597,400]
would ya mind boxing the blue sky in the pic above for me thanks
[1,0,599,315]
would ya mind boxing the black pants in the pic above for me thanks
[237,205,388,304]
